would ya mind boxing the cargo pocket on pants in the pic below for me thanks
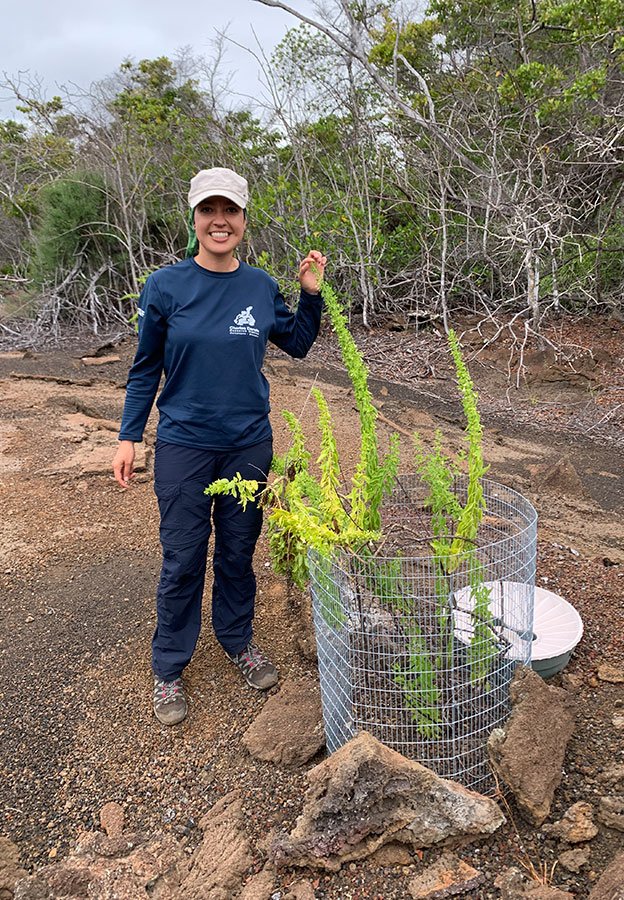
[154,481,182,541]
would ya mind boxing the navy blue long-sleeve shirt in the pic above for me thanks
[118,258,322,449]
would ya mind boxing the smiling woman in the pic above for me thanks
[194,197,245,268]
[188,168,248,271]
[111,165,327,726]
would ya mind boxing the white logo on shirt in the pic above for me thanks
[234,306,256,326]
[230,306,259,338]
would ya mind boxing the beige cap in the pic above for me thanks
[188,167,248,209]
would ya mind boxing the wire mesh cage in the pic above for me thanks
[309,474,538,795]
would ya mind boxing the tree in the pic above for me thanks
[1,6,621,334]
[255,0,624,325]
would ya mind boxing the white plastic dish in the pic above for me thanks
[453,581,584,678]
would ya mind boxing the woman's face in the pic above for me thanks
[193,196,246,263]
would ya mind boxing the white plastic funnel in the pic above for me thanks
[453,581,583,678]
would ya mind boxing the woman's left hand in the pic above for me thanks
[299,250,327,295]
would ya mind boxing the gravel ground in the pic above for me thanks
[0,315,623,898]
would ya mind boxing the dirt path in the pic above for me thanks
[0,336,623,898]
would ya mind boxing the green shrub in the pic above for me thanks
[30,171,116,284]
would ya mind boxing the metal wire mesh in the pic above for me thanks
[309,475,538,794]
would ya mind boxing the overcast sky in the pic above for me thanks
[0,0,316,118]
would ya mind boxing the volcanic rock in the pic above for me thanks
[530,457,587,498]
[14,829,187,899]
[272,731,504,871]
[0,837,27,900]
[243,678,325,766]
[238,864,276,900]
[495,866,574,899]
[176,792,253,900]
[588,850,624,899]
[558,846,591,873]
[597,796,624,832]
[488,667,576,824]
[14,793,258,900]
[597,664,624,684]
[81,355,121,366]
[100,801,125,839]
[408,851,481,898]
[542,801,599,844]
[284,880,317,900]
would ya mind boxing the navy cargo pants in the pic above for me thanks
[152,438,273,681]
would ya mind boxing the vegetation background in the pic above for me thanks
[0,0,622,338]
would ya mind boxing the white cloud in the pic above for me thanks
[1,0,316,115]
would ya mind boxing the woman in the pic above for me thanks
[113,167,326,725]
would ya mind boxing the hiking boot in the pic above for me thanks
[153,676,187,725]
[226,641,279,691]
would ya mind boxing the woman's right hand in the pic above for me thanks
[112,440,136,489]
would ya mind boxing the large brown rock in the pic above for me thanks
[0,837,27,900]
[176,792,254,900]
[589,851,624,900]
[488,667,576,825]
[242,678,325,766]
[272,731,504,871]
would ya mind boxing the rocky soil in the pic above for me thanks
[0,313,623,898]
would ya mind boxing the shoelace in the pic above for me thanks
[154,677,183,705]
[235,643,268,672]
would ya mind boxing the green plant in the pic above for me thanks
[30,171,114,285]
[392,630,442,737]
[320,274,401,533]
[206,272,400,602]
[207,473,260,511]
[411,330,488,560]
[392,329,499,731]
